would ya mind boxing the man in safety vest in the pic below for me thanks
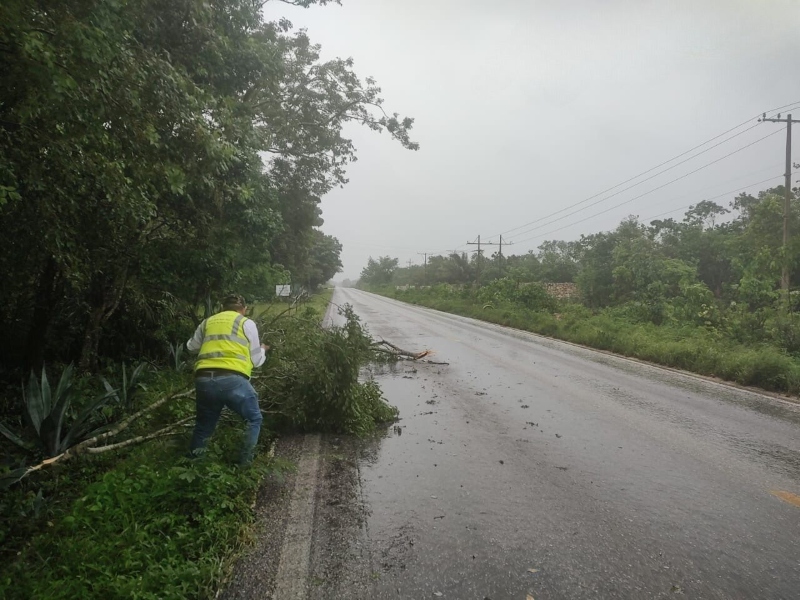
[186,294,268,464]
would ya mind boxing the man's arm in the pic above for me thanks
[186,320,206,355]
[243,319,267,368]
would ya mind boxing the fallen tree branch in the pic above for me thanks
[1,387,194,486]
[84,416,195,454]
[413,359,450,365]
[371,339,432,360]
[84,387,194,450]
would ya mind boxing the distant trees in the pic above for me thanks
[358,183,800,324]
[359,256,399,286]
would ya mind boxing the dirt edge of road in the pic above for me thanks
[220,433,376,600]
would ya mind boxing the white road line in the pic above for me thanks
[273,434,321,600]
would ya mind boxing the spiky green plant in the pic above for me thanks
[0,364,114,457]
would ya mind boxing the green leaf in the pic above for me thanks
[61,390,116,451]
[0,421,33,451]
[0,467,32,490]
[24,370,46,434]
[48,363,75,453]
[40,365,52,418]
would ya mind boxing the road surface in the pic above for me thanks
[229,288,800,600]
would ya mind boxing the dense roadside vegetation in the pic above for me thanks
[361,184,800,394]
[1,292,398,598]
[1,1,411,597]
[0,0,416,376]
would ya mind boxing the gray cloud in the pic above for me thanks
[271,0,800,279]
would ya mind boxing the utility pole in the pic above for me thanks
[759,112,799,296]
[467,235,513,280]
[466,235,482,257]
[496,234,513,259]
[497,235,513,273]
[417,252,429,284]
[466,236,483,283]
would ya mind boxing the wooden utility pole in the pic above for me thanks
[466,235,482,256]
[417,252,429,284]
[759,112,799,295]
[497,234,513,258]
[467,235,513,279]
[466,236,483,282]
[497,235,513,273]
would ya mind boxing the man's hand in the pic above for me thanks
[261,343,270,352]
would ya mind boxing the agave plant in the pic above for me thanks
[169,342,189,372]
[100,362,148,412]
[0,364,114,457]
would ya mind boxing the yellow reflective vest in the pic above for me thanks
[195,311,254,377]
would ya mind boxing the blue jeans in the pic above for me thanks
[190,374,263,464]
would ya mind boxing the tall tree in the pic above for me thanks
[0,0,417,371]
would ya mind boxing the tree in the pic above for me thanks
[683,200,729,229]
[0,0,417,372]
[303,230,343,290]
[537,240,579,282]
[359,256,399,286]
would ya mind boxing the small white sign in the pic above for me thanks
[276,284,291,297]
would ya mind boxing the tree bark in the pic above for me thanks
[78,264,129,371]
[24,256,60,372]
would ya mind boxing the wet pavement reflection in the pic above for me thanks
[319,289,800,599]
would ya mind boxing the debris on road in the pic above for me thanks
[372,339,450,364]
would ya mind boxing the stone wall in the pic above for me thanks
[520,281,579,299]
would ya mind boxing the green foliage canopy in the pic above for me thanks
[0,0,417,373]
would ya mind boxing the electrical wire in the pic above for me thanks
[511,166,795,248]
[423,101,800,258]
[506,128,783,241]
[483,99,800,242]
[640,168,800,224]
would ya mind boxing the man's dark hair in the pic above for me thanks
[222,293,246,311]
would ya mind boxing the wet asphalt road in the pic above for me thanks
[317,288,800,600]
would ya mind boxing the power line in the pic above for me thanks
[484,99,800,242]
[507,128,783,242]
[640,171,793,223]
[515,166,783,244]
[597,164,783,225]
[759,111,800,293]
[486,122,759,240]
[425,101,800,258]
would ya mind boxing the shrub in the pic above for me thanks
[258,305,398,435]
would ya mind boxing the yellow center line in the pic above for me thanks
[770,490,800,508]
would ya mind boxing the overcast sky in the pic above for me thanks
[268,0,800,280]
